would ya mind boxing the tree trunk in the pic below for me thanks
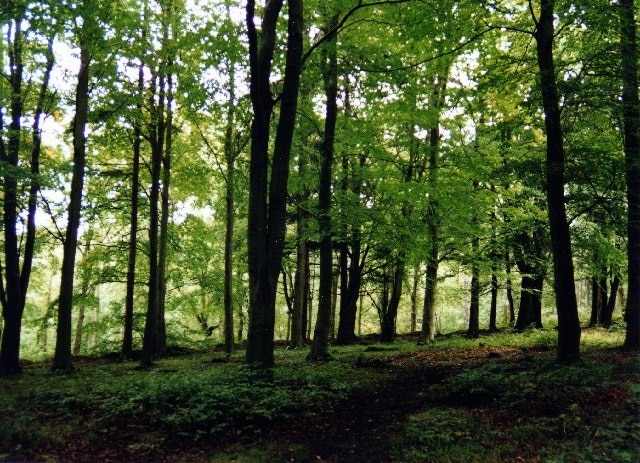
[122,60,143,359]
[156,69,174,358]
[410,265,419,332]
[52,40,91,373]
[0,18,53,375]
[223,54,237,356]
[489,269,498,332]
[515,275,544,330]
[381,261,404,342]
[620,0,640,350]
[420,238,439,343]
[505,253,516,325]
[603,274,621,328]
[309,14,338,361]
[335,156,365,345]
[140,70,165,367]
[467,237,481,339]
[290,150,309,349]
[246,0,303,366]
[534,0,581,361]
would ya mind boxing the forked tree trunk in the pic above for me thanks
[246,0,303,366]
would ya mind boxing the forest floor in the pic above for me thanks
[1,327,639,462]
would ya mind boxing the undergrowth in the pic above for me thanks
[0,327,637,462]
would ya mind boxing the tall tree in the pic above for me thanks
[52,0,94,372]
[532,0,581,362]
[0,2,55,375]
[245,0,304,366]
[309,12,339,360]
[620,0,640,349]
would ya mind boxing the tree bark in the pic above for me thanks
[533,0,581,362]
[620,0,640,350]
[52,39,91,373]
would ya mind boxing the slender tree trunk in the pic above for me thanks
[122,61,143,358]
[603,274,621,328]
[223,53,237,355]
[410,265,419,332]
[505,253,516,325]
[467,237,481,339]
[534,0,581,362]
[489,269,498,332]
[309,14,338,361]
[52,41,91,373]
[419,72,447,344]
[620,0,640,350]
[156,69,174,357]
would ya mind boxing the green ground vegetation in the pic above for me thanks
[0,327,638,462]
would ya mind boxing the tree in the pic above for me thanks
[52,0,94,372]
[245,0,304,366]
[532,0,581,362]
[620,0,640,349]
[309,12,338,361]
[0,1,56,375]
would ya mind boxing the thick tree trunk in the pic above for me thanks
[515,275,544,330]
[620,0,640,350]
[420,239,439,343]
[309,14,338,361]
[335,156,365,344]
[140,75,165,367]
[380,261,404,342]
[534,0,581,362]
[0,18,53,375]
[0,15,25,376]
[52,42,91,373]
[246,0,303,366]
